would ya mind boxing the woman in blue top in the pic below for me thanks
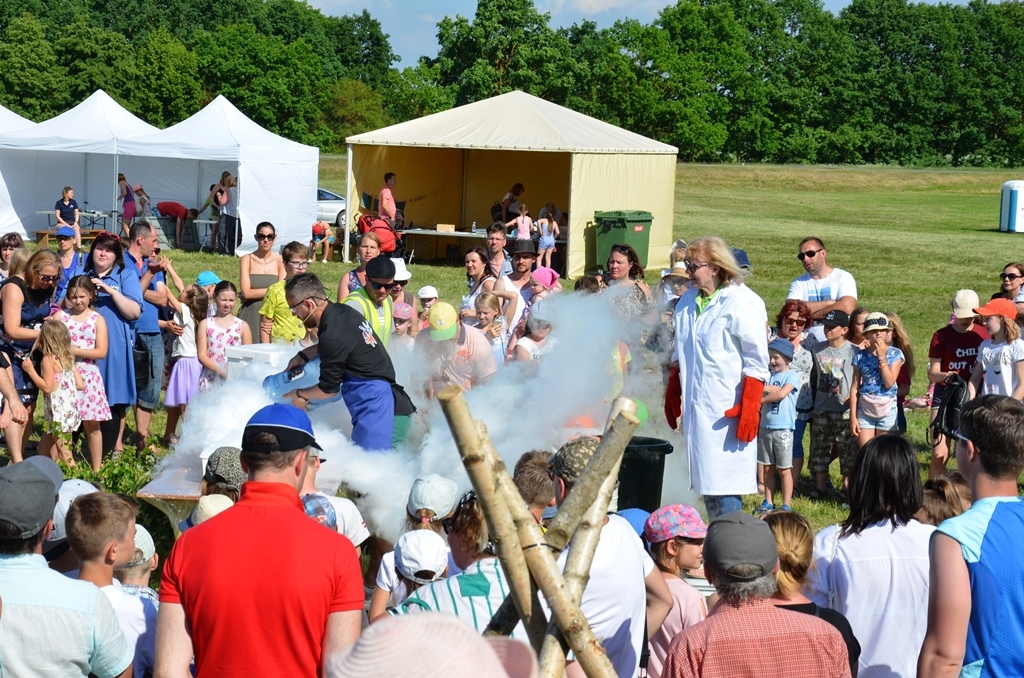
[55,227,84,306]
[850,312,905,449]
[1,250,60,462]
[54,186,79,230]
[84,232,142,453]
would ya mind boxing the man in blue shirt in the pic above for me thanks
[0,462,133,677]
[919,394,1024,677]
[123,220,167,449]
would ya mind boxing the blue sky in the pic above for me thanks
[306,0,965,68]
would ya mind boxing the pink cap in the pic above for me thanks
[393,302,414,320]
[532,266,559,290]
[643,504,708,544]
[132,184,142,192]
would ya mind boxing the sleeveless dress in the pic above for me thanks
[346,269,364,294]
[239,270,279,342]
[121,182,136,222]
[514,216,532,240]
[59,310,111,421]
[45,365,81,439]
[0,277,52,402]
[165,306,201,407]
[199,316,244,392]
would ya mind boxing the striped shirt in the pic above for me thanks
[389,558,526,638]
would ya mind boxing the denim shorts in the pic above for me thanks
[857,401,898,432]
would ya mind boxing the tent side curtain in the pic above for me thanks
[567,153,675,279]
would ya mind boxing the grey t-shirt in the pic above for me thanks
[811,341,856,412]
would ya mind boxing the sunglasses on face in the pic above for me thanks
[684,261,708,273]
[784,317,806,327]
[369,281,398,291]
[288,296,325,313]
[255,233,276,241]
[1001,273,1021,281]
[797,248,822,261]
[38,274,59,283]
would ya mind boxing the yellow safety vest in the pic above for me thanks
[343,287,393,349]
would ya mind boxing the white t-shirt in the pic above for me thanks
[315,491,371,548]
[806,519,934,678]
[171,305,197,358]
[976,338,1024,397]
[103,581,157,678]
[547,514,653,678]
[787,267,858,305]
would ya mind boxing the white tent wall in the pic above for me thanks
[235,159,317,255]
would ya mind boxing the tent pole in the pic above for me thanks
[344,143,353,264]
[567,153,574,278]
[113,151,119,223]
[460,148,467,230]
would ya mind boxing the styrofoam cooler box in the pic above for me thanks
[225,343,296,378]
[1000,181,1024,232]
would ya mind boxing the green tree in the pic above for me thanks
[324,10,397,89]
[320,78,392,150]
[432,0,576,104]
[192,23,323,145]
[56,17,140,110]
[384,60,456,123]
[134,28,203,127]
[0,12,68,119]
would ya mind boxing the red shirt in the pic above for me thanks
[928,323,989,379]
[160,482,363,677]
[157,201,187,220]
[663,598,851,678]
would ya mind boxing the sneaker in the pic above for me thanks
[780,504,793,511]
[754,500,774,515]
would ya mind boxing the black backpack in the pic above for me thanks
[930,374,969,446]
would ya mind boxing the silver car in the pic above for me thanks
[316,188,346,228]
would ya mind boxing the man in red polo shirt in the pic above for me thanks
[156,201,200,249]
[155,404,363,677]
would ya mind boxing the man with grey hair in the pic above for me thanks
[663,511,851,678]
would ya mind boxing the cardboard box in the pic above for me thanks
[436,223,455,232]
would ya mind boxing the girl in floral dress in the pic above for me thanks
[198,281,251,392]
[22,321,84,467]
[59,275,112,472]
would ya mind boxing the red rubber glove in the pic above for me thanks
[664,364,682,430]
[723,375,765,443]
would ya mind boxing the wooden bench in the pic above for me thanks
[34,229,106,249]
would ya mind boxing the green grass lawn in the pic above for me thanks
[16,161,1021,548]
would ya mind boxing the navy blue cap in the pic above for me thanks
[56,226,75,238]
[242,403,322,452]
[767,337,795,360]
[732,248,751,270]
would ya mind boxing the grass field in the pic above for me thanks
[14,160,1022,540]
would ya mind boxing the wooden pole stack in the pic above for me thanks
[437,385,641,678]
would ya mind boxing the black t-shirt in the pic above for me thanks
[55,198,78,224]
[316,302,415,415]
[778,601,861,677]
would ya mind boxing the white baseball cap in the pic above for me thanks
[952,289,981,320]
[417,285,439,299]
[48,479,99,542]
[125,524,156,566]
[394,530,448,585]
[407,473,458,520]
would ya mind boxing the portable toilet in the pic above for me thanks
[1000,181,1024,232]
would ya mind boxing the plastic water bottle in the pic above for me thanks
[472,221,477,233]
[262,357,343,410]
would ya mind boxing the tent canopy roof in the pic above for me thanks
[346,90,677,155]
[0,90,156,152]
[117,95,317,162]
[0,105,33,133]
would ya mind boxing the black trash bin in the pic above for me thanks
[617,436,674,513]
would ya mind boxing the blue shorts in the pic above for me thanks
[857,401,898,432]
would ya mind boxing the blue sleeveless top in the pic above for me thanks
[937,496,1024,678]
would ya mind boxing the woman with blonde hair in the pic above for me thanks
[674,235,769,517]
[885,311,915,432]
[764,510,861,676]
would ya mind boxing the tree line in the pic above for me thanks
[1,0,1022,166]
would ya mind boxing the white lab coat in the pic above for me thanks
[675,282,770,496]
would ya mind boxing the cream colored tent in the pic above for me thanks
[345,91,677,278]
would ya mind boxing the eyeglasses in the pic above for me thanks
[369,281,398,291]
[288,296,325,313]
[784,317,807,327]
[951,428,970,445]
[286,260,309,269]
[1000,273,1021,281]
[797,248,822,261]
[255,233,276,241]
[684,261,709,273]
[38,274,59,283]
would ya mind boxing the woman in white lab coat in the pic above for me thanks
[674,236,770,518]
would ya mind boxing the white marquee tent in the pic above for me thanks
[0,91,158,236]
[345,90,678,277]
[0,92,318,254]
[117,95,318,255]
[0,105,33,132]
